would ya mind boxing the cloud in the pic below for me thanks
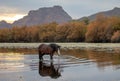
[0,14,26,23]
[0,6,26,23]
[0,6,22,14]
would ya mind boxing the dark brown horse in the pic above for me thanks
[39,61,61,79]
[38,43,61,60]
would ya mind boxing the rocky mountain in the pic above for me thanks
[12,6,72,27]
[0,20,11,28]
[79,7,120,21]
[0,6,120,28]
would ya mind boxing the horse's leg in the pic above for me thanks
[39,55,43,61]
[50,54,53,61]
[39,51,43,61]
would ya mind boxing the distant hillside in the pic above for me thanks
[79,7,120,21]
[12,6,72,27]
[0,6,120,28]
[0,20,11,28]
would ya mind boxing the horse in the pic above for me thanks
[39,61,61,79]
[38,43,61,60]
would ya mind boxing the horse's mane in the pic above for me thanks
[49,43,60,50]
[49,43,57,50]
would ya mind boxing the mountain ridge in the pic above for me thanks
[12,6,72,27]
[0,20,11,28]
[0,6,120,28]
[79,7,120,21]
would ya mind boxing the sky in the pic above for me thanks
[0,0,120,23]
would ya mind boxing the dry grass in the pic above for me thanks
[0,43,120,53]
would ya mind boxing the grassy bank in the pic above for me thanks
[0,43,120,53]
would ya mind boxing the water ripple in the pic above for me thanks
[0,53,96,73]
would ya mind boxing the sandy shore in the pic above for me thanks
[0,43,120,53]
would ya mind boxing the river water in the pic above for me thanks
[0,49,120,81]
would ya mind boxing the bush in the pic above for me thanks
[111,31,120,43]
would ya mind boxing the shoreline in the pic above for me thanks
[0,43,120,53]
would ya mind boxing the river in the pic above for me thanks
[0,49,120,81]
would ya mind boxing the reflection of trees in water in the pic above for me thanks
[0,48,37,54]
[39,61,61,79]
[87,51,120,70]
[62,49,120,69]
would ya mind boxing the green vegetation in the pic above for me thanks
[0,15,120,43]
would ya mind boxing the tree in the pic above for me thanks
[85,14,114,42]
[111,31,120,43]
[66,21,86,42]
[0,28,11,42]
[55,23,70,42]
[39,22,57,42]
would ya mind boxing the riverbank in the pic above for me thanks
[0,43,120,53]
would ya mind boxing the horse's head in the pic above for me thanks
[49,44,61,55]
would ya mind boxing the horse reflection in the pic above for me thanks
[39,61,61,79]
